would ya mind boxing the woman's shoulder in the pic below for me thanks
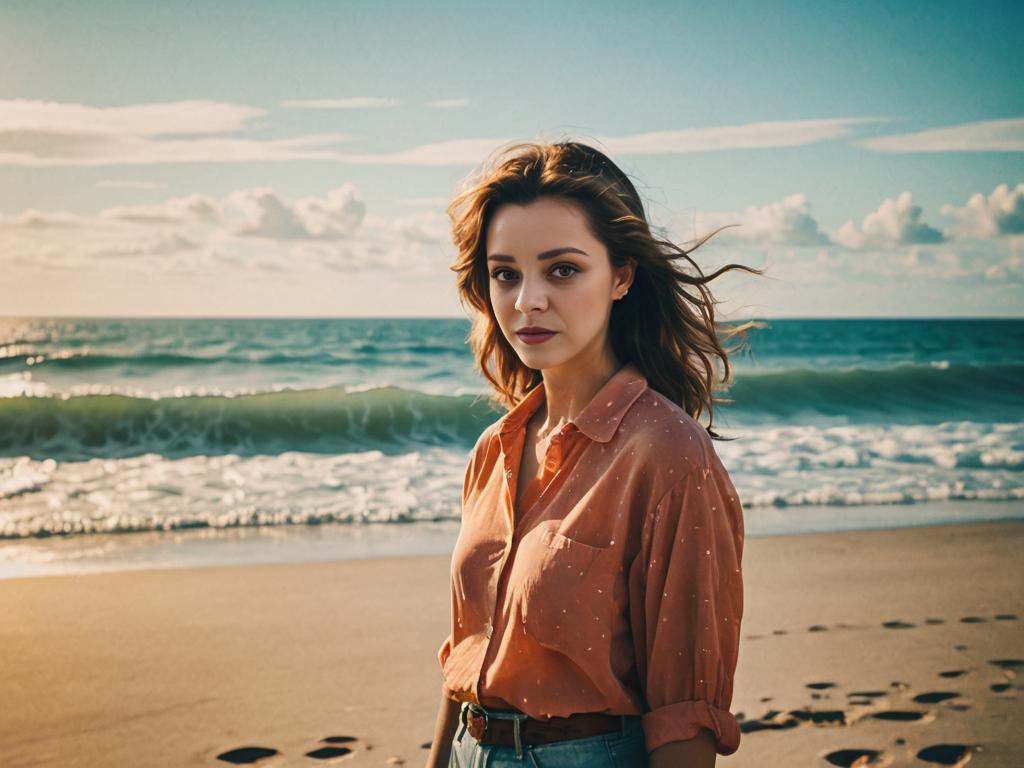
[616,387,719,482]
[465,417,504,473]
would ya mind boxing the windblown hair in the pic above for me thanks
[447,138,765,440]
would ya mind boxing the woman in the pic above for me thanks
[426,140,761,768]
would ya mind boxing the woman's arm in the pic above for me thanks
[424,692,462,768]
[649,727,717,768]
[628,463,745,757]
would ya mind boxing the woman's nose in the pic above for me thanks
[514,279,547,313]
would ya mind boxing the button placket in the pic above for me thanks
[545,431,564,471]
[475,444,518,704]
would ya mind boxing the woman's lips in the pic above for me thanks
[516,330,558,345]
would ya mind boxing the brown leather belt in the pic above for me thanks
[462,703,629,746]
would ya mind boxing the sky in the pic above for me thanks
[1,0,1022,319]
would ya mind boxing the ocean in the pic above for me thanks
[1,316,1022,578]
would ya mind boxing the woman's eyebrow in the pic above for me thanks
[487,247,590,263]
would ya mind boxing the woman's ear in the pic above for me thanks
[617,258,636,294]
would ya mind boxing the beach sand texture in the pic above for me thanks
[1,519,1021,767]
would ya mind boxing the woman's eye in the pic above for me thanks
[552,264,578,278]
[490,264,579,282]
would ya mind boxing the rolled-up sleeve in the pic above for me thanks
[628,462,745,755]
[438,634,456,699]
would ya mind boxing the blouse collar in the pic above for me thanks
[498,361,648,444]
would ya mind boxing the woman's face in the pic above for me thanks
[485,196,633,372]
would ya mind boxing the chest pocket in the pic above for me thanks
[518,528,619,653]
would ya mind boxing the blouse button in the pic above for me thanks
[485,622,493,638]
[505,469,513,479]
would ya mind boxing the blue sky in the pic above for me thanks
[1,0,1022,317]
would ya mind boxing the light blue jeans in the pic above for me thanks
[449,701,648,767]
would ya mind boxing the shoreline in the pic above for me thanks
[1,497,1021,582]
[0,519,1021,766]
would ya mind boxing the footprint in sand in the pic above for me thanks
[870,710,930,722]
[986,660,1021,692]
[986,658,1022,670]
[913,692,960,704]
[938,669,966,678]
[738,710,800,733]
[742,705,853,733]
[846,691,886,706]
[793,709,847,725]
[216,735,362,764]
[748,611,1014,644]
[305,735,359,760]
[215,747,279,764]
[882,620,914,629]
[916,743,976,765]
[807,682,836,702]
[822,747,886,767]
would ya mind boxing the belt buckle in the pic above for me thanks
[466,706,488,740]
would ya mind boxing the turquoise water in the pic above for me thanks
[0,316,1021,573]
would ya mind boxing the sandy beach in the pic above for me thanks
[1,517,1021,768]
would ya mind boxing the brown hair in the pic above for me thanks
[447,138,765,440]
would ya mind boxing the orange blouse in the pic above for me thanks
[437,361,745,755]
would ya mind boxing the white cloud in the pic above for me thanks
[940,182,1024,239]
[388,210,450,244]
[0,184,449,276]
[0,129,355,167]
[86,231,201,260]
[857,117,1024,153]
[101,194,221,225]
[353,137,521,166]
[0,98,354,166]
[0,98,263,135]
[279,97,402,109]
[691,193,830,247]
[223,185,365,241]
[601,117,891,154]
[268,116,887,166]
[835,191,944,250]
[671,189,1017,284]
[0,99,894,167]
[0,209,92,229]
